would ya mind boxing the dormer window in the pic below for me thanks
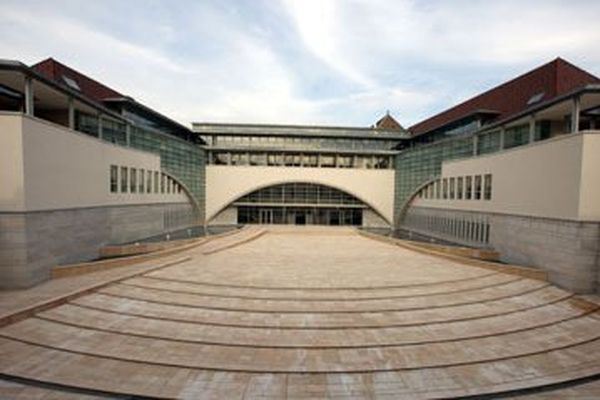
[527,92,545,106]
[62,75,80,91]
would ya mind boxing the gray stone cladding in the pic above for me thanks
[0,202,195,289]
[400,206,600,293]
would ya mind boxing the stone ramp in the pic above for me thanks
[0,227,599,398]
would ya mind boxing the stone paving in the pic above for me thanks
[0,226,599,399]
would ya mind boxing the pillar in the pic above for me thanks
[24,77,34,116]
[472,134,479,156]
[68,97,75,130]
[572,96,581,133]
[98,114,103,139]
[528,115,536,143]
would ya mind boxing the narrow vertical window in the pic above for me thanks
[474,175,482,200]
[435,179,441,199]
[466,176,472,200]
[110,165,118,193]
[457,177,463,200]
[130,168,137,193]
[147,170,152,193]
[161,173,165,194]
[484,174,492,200]
[120,166,128,193]
[442,178,448,199]
[449,177,455,200]
[139,169,145,193]
[154,171,159,193]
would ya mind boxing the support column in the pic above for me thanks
[125,123,131,146]
[97,114,103,140]
[572,96,581,133]
[528,115,536,143]
[24,77,34,116]
[472,134,479,156]
[68,97,75,130]
[499,127,505,150]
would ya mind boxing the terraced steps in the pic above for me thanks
[0,227,599,399]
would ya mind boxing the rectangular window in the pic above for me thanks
[484,174,492,200]
[465,176,472,200]
[435,179,441,199]
[442,178,448,199]
[320,155,335,168]
[154,171,159,194]
[147,170,152,193]
[161,173,165,194]
[457,177,463,200]
[130,168,137,193]
[449,177,455,200]
[110,165,118,193]
[120,166,128,193]
[474,175,482,200]
[139,169,145,193]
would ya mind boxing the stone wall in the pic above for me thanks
[400,206,600,293]
[0,202,195,289]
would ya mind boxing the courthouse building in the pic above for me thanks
[1,57,599,292]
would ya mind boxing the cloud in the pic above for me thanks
[0,0,598,128]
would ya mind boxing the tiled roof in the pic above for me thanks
[375,113,404,130]
[409,58,600,136]
[31,58,122,102]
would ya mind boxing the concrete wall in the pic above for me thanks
[0,113,188,212]
[206,165,395,225]
[0,202,195,288]
[411,132,595,220]
[0,113,198,288]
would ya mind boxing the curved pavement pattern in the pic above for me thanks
[1,226,600,399]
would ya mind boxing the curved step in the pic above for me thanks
[72,285,570,329]
[96,278,548,313]
[2,315,600,373]
[37,299,597,348]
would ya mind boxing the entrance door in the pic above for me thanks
[259,209,273,224]
[295,212,306,225]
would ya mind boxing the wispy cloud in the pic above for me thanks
[0,0,598,127]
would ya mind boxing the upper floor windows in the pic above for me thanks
[417,173,492,203]
[109,165,184,197]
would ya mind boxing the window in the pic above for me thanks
[110,165,118,193]
[147,170,152,193]
[120,167,128,193]
[320,155,335,168]
[442,178,448,199]
[474,175,482,200]
[449,177,455,199]
[130,168,137,193]
[457,177,463,200]
[62,75,81,91]
[435,179,441,199]
[484,174,492,200]
[303,154,318,167]
[161,173,165,193]
[154,171,159,194]
[465,176,472,200]
[139,169,145,193]
[338,155,353,168]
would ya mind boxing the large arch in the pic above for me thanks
[205,166,395,225]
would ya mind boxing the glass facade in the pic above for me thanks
[394,135,474,222]
[207,135,398,151]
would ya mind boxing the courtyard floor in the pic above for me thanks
[1,226,600,399]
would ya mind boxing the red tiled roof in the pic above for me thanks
[409,58,600,136]
[31,58,122,102]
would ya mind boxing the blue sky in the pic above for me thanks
[1,0,599,127]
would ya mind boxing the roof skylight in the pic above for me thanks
[62,75,81,91]
[527,92,545,106]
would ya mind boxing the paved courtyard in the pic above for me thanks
[1,226,600,399]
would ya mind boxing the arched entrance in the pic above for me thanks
[234,183,369,226]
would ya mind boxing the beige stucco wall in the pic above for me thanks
[578,134,600,220]
[0,115,25,210]
[206,166,395,224]
[411,132,600,221]
[0,113,187,212]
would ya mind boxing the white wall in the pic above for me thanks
[206,165,395,224]
[411,132,600,221]
[0,113,188,212]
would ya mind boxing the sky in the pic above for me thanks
[1,0,599,128]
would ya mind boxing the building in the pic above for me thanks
[1,57,600,293]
